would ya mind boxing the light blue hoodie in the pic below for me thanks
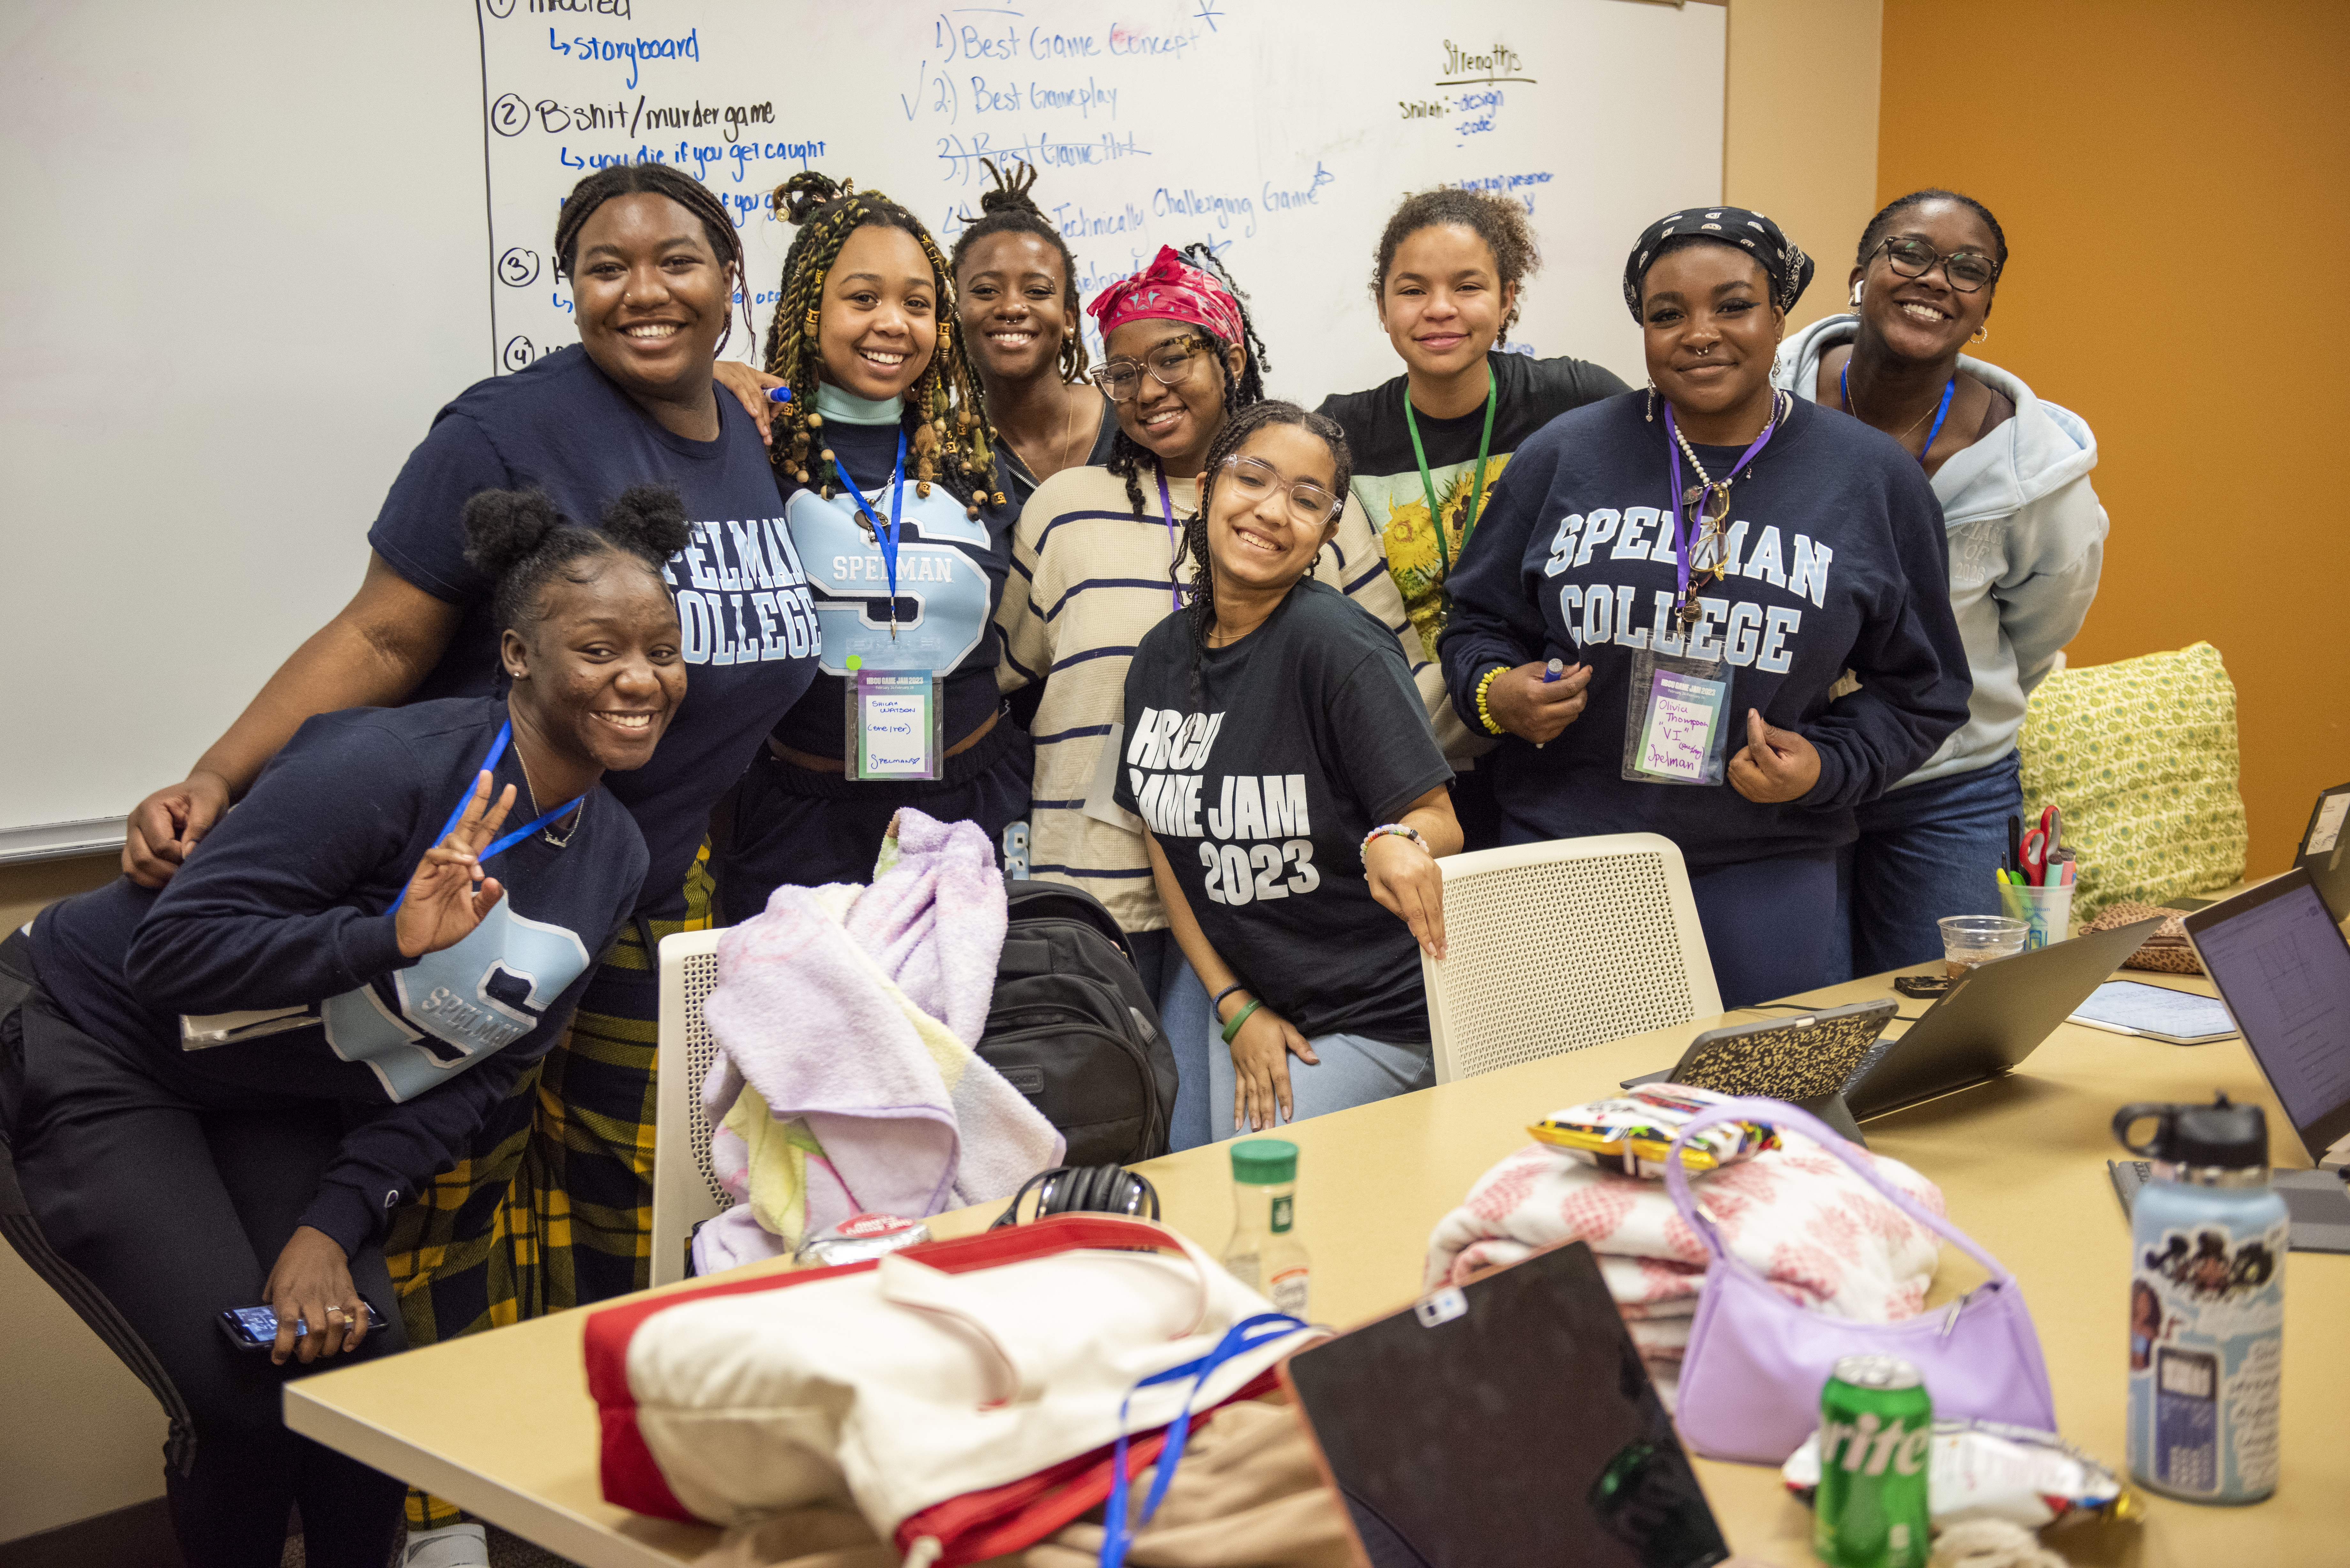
[1777,314,2108,787]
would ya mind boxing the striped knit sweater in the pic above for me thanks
[995,464,1464,932]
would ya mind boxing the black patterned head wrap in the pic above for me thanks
[1623,206,1813,321]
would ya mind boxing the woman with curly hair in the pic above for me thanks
[709,171,1032,919]
[1317,186,1628,846]
[1115,400,1459,1136]
[992,246,1424,1149]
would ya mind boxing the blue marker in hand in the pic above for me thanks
[1536,658,1564,748]
[768,385,794,404]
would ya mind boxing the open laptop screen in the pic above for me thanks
[2187,873,2350,1158]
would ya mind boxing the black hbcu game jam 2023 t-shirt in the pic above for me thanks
[1114,580,1453,1044]
[367,345,819,916]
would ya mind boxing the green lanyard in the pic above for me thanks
[1402,370,1499,581]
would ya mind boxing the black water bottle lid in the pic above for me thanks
[2172,1092,2268,1167]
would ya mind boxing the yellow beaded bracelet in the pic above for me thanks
[1474,665,1509,736]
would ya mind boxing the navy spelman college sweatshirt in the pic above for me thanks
[30,697,646,1256]
[1438,392,1971,866]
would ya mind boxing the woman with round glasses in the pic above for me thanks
[1116,401,1458,1135]
[1775,190,2107,976]
[1440,207,1970,1008]
[995,245,1419,1150]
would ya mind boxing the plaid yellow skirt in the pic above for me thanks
[385,851,713,1529]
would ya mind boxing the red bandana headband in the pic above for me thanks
[1086,245,1244,348]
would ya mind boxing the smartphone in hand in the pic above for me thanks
[217,1301,386,1351]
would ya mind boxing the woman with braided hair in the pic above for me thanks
[994,245,1426,1150]
[1113,401,1459,1136]
[111,161,821,1566]
[709,170,1033,920]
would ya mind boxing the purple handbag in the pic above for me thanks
[1662,1098,2057,1465]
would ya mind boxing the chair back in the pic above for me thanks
[651,927,732,1287]
[1420,832,1718,1083]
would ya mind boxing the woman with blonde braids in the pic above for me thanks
[710,171,1031,919]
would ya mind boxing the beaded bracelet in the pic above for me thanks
[1474,665,1509,735]
[1360,822,1431,862]
[1210,982,1250,1013]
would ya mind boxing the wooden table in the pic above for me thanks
[288,966,2345,1567]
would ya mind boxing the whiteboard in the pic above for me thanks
[0,0,1720,857]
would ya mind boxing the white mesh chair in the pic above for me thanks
[650,928,732,1287]
[1419,832,1719,1083]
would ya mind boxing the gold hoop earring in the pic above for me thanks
[1972,325,1989,344]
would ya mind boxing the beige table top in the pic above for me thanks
[289,965,2345,1568]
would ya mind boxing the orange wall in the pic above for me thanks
[1878,0,2350,872]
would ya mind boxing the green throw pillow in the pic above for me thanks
[2016,641,2248,924]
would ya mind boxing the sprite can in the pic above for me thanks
[1814,1355,1933,1568]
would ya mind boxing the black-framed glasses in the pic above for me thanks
[1874,237,1998,292]
[1219,454,1343,526]
[1089,339,1208,401]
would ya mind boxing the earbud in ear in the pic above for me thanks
[1850,281,1864,307]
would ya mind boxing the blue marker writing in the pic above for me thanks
[767,385,794,404]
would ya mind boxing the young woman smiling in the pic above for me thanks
[3,489,683,1568]
[1316,188,1626,848]
[1439,207,1971,1008]
[994,245,1421,1150]
[1775,191,2108,975]
[1114,402,1459,1135]
[707,171,1028,922]
[111,162,818,1562]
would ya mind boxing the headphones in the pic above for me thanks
[991,1164,1161,1229]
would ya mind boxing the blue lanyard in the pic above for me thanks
[1098,1312,1305,1568]
[386,720,587,914]
[834,430,909,638]
[1842,363,1955,464]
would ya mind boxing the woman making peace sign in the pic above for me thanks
[0,488,685,1567]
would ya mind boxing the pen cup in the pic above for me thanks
[1940,914,2029,976]
[1998,880,2075,951]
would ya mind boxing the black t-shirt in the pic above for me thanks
[1114,581,1453,1043]
[768,413,1018,756]
[1318,351,1630,658]
[29,697,646,1255]
[995,395,1121,517]
[366,345,818,916]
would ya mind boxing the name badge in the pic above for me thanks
[1622,647,1732,787]
[847,664,941,780]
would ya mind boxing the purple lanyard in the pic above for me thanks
[1154,464,1183,611]
[1664,400,1779,617]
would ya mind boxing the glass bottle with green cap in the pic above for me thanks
[1223,1138,1309,1315]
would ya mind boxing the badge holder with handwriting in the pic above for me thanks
[1621,644,1732,787]
[844,660,943,782]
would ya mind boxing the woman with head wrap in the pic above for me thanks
[993,244,1424,1150]
[1438,207,1972,1007]
[1773,191,2107,976]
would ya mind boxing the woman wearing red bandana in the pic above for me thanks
[994,244,1434,1151]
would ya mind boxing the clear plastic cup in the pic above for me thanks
[1940,914,2030,976]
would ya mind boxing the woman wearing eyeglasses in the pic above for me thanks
[995,245,1419,1150]
[1117,401,1459,1136]
[1773,191,2106,976]
[1440,207,1971,1009]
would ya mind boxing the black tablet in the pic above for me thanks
[1278,1240,1729,1568]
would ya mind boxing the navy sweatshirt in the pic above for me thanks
[29,697,646,1256]
[1437,391,1971,865]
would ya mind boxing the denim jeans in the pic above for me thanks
[1126,931,1214,1152]
[1687,849,1844,1010]
[1208,1029,1436,1140]
[1836,750,2024,977]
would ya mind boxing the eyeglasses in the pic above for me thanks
[1873,237,1999,292]
[1219,454,1343,526]
[1090,339,1208,401]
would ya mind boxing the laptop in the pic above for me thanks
[2104,869,2350,1253]
[1619,999,1898,1145]
[1841,915,2168,1120]
[1280,1240,1729,1568]
[2293,779,2350,923]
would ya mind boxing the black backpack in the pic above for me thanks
[976,881,1178,1165]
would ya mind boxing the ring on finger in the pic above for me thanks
[325,1307,346,1320]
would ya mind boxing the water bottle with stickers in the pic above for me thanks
[2114,1095,2288,1503]
[1223,1139,1310,1315]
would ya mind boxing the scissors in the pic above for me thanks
[2019,828,2050,886]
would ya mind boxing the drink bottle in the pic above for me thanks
[1222,1138,1309,1315]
